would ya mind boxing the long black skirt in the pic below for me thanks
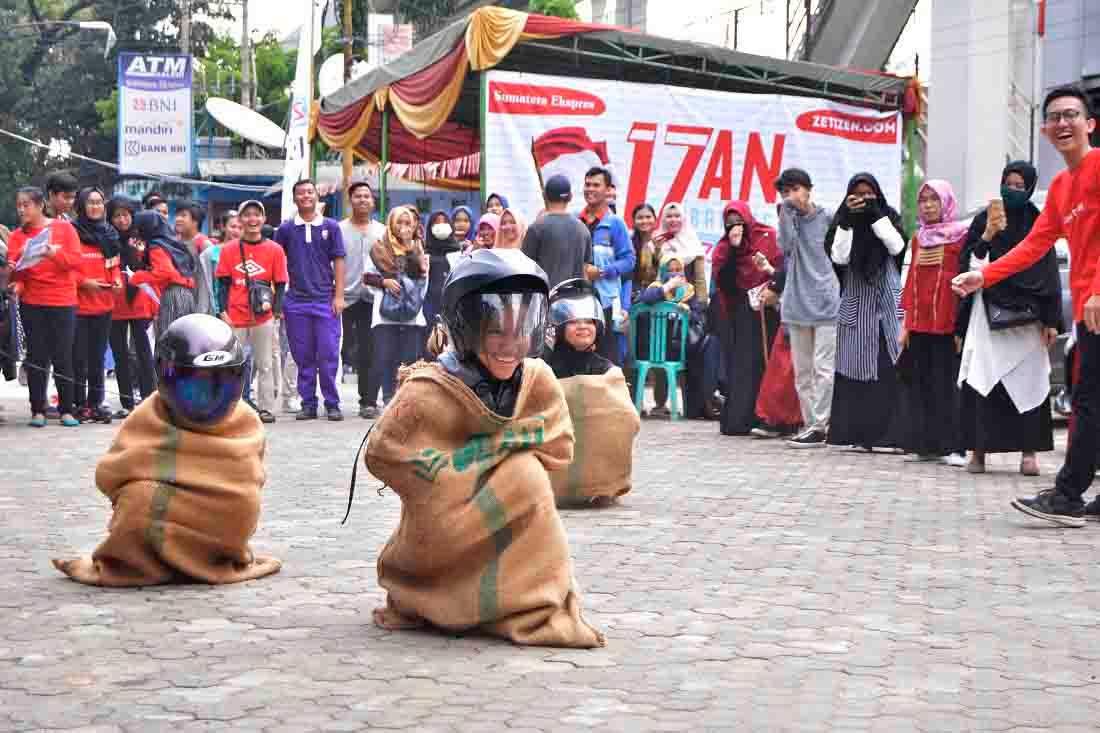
[720,295,779,435]
[828,331,905,448]
[899,333,961,456]
[959,382,1053,454]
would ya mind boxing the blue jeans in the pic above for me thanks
[371,324,425,404]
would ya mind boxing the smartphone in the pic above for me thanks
[989,198,1005,220]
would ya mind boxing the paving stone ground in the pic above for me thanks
[1,376,1098,732]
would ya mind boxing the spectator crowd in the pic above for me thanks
[2,85,1099,527]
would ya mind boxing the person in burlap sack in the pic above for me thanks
[543,278,638,506]
[358,249,605,648]
[52,314,281,586]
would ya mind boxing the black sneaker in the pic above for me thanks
[359,406,380,419]
[296,407,318,421]
[113,408,131,420]
[786,429,826,449]
[1011,489,1086,528]
[327,408,344,422]
[1083,496,1100,523]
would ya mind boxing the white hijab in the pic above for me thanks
[656,202,704,265]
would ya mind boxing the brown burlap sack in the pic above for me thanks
[52,395,281,586]
[550,367,640,505]
[365,358,606,648]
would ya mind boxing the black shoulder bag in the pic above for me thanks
[239,239,274,317]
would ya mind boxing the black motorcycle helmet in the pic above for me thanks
[441,248,549,363]
[155,314,247,428]
[548,277,605,346]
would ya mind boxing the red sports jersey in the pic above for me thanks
[215,238,289,327]
[7,219,82,307]
[74,242,121,316]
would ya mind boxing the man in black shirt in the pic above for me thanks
[522,175,593,289]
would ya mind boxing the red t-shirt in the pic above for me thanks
[215,238,289,327]
[7,219,82,307]
[984,147,1100,323]
[75,242,122,316]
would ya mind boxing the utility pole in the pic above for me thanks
[241,0,253,109]
[733,7,743,50]
[180,0,191,55]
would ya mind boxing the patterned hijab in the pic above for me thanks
[916,179,968,249]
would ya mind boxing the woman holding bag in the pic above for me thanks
[363,206,429,410]
[956,161,1061,475]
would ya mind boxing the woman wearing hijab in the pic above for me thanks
[654,202,708,307]
[451,205,475,242]
[71,187,122,423]
[711,200,784,435]
[899,179,969,464]
[484,192,508,216]
[106,197,157,419]
[473,213,500,251]
[127,210,197,336]
[423,209,461,328]
[497,208,527,250]
[956,161,1061,475]
[824,173,908,450]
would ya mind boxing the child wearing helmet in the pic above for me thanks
[544,278,640,506]
[52,314,282,586]
[359,248,604,648]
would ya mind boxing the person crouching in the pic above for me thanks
[544,278,639,506]
[362,249,605,648]
[52,314,281,586]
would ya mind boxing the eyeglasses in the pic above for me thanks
[1045,109,1084,125]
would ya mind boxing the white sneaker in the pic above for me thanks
[941,453,968,468]
[283,397,302,414]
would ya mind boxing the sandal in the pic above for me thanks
[257,410,276,424]
[28,414,46,428]
[967,452,986,474]
[1020,455,1040,476]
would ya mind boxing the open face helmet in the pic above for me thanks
[155,314,247,429]
[548,277,605,346]
[441,248,549,364]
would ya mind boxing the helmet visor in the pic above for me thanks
[158,364,244,427]
[549,292,605,330]
[476,292,548,360]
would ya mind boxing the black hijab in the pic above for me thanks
[131,210,196,278]
[424,209,460,257]
[72,187,120,259]
[825,172,906,283]
[543,340,612,379]
[959,160,1061,332]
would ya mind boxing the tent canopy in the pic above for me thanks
[316,7,909,188]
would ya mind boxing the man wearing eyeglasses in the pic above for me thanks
[953,86,1100,528]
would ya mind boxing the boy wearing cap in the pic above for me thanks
[773,167,839,448]
[522,174,594,290]
[216,200,289,423]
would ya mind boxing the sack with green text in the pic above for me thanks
[364,358,606,648]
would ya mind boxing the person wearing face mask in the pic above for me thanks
[356,248,604,648]
[362,206,429,412]
[423,209,461,331]
[955,161,1061,476]
[824,173,908,452]
[711,200,786,435]
[543,278,639,507]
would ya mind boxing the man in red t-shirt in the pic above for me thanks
[215,200,288,423]
[954,87,1100,527]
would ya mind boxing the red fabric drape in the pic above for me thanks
[390,41,468,106]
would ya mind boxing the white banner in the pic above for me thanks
[484,70,902,259]
[281,2,318,220]
[118,53,193,175]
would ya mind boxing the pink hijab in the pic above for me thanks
[916,179,969,249]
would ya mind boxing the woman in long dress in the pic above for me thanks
[711,200,783,435]
[956,161,1061,475]
[825,173,908,450]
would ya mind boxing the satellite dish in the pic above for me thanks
[205,97,286,150]
[318,54,346,99]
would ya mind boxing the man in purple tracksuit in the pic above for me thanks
[274,180,347,421]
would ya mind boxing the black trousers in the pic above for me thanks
[73,312,112,408]
[597,306,622,366]
[109,318,155,410]
[343,299,379,407]
[20,303,76,415]
[1058,324,1100,501]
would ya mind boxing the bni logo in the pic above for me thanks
[126,56,188,78]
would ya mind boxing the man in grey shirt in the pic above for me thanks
[774,167,839,448]
[339,180,387,418]
[522,175,593,289]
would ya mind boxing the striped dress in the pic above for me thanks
[835,261,902,381]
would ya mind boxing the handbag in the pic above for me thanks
[380,272,425,322]
[238,239,274,317]
[983,297,1038,331]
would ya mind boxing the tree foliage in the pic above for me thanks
[528,0,579,20]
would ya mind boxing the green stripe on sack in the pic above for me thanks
[473,472,513,623]
[145,416,181,553]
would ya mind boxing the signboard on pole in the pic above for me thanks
[117,53,193,174]
[484,70,902,265]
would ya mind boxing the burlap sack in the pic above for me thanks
[550,367,639,505]
[52,395,281,586]
[365,358,606,648]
